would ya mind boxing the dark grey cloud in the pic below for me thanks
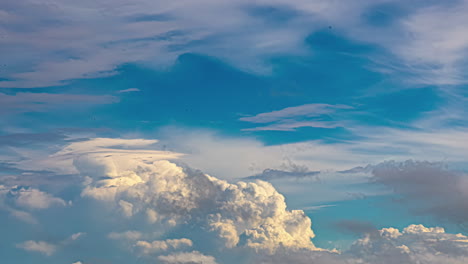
[371,160,468,226]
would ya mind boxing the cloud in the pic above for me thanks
[13,187,67,210]
[245,168,321,180]
[347,224,468,264]
[16,232,85,256]
[135,238,193,254]
[0,0,322,88]
[108,231,143,241]
[16,240,56,256]
[22,137,317,253]
[117,88,141,93]
[158,251,218,264]
[3,0,467,88]
[252,224,468,264]
[4,136,468,263]
[0,185,67,224]
[384,1,468,85]
[239,104,350,124]
[241,120,342,131]
[239,104,351,131]
[0,132,67,147]
[371,160,468,225]
[79,159,318,252]
[12,137,181,175]
[0,93,118,114]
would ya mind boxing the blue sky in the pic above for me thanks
[2,1,468,264]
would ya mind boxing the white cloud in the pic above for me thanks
[16,240,56,256]
[0,185,67,224]
[242,120,342,131]
[239,104,351,131]
[135,238,193,254]
[117,88,141,93]
[5,136,468,263]
[79,159,318,252]
[239,104,350,124]
[348,224,468,264]
[390,1,468,85]
[251,224,468,264]
[34,137,320,253]
[108,231,143,241]
[16,232,85,256]
[14,187,67,210]
[3,0,467,88]
[158,251,218,264]
[0,0,322,88]
[11,137,182,176]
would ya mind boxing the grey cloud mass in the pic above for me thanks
[371,160,468,225]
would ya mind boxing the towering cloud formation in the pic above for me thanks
[78,155,317,253]
[14,138,465,264]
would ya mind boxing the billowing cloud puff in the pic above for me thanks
[12,138,468,264]
[0,185,67,224]
[348,224,468,264]
[78,156,317,253]
[13,187,67,210]
[16,240,56,256]
[34,138,316,253]
[252,224,468,264]
[0,185,66,210]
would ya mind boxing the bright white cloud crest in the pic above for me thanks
[75,143,318,252]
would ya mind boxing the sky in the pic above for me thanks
[1,0,468,263]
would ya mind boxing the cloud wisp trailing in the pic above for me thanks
[2,0,468,88]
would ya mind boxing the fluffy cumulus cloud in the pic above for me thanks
[13,187,67,210]
[78,156,317,252]
[0,185,67,224]
[4,137,468,264]
[348,224,468,264]
[252,224,468,264]
[0,185,66,210]
[16,232,84,257]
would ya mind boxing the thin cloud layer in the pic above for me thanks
[2,0,468,87]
